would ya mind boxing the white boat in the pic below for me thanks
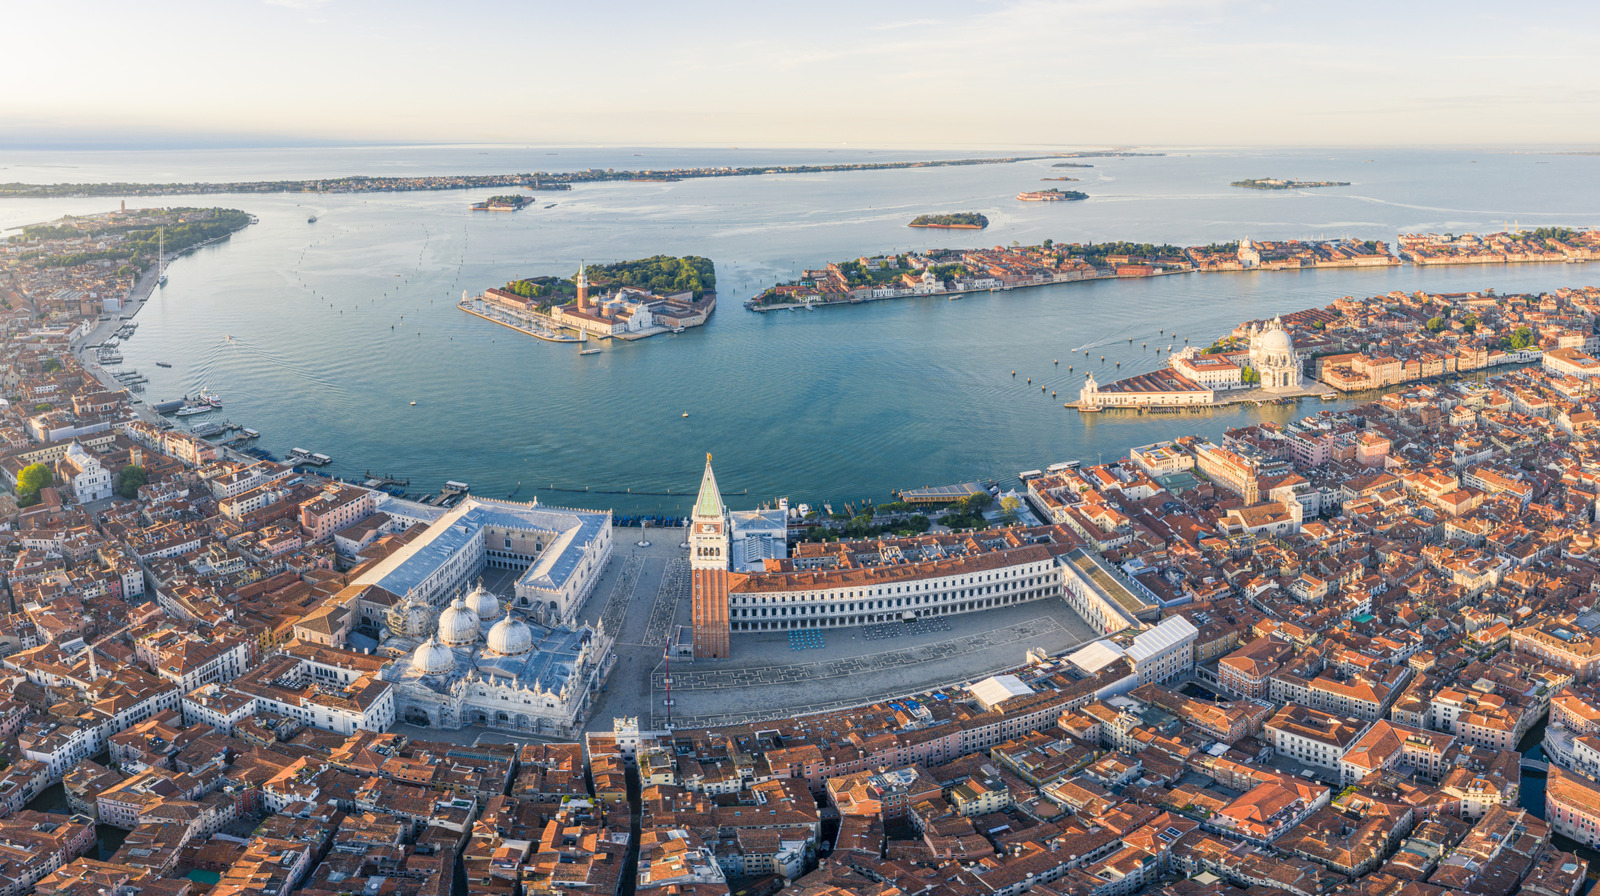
[579,349,601,356]
[175,405,213,417]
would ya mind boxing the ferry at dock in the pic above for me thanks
[289,448,333,466]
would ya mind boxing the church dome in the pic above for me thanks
[437,596,481,647]
[386,591,434,640]
[486,612,534,657]
[1255,318,1295,355]
[411,637,456,675]
[465,581,501,622]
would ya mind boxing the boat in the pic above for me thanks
[156,362,172,368]
[175,404,213,417]
[682,413,690,418]
[242,428,260,438]
[410,401,417,406]
[289,448,333,466]
[308,215,318,224]
[201,389,222,407]
[579,349,602,356]
[544,203,556,209]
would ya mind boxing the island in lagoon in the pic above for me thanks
[470,194,533,211]
[743,226,1600,312]
[1231,178,1351,190]
[1050,162,1094,168]
[1017,188,1088,202]
[908,213,989,230]
[0,154,1073,198]
[466,255,718,342]
[1057,151,1164,158]
[1040,177,1079,182]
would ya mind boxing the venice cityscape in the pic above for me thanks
[2,3,1600,896]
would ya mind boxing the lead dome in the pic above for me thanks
[385,590,435,640]
[486,612,534,657]
[437,596,482,647]
[466,581,501,622]
[1254,316,1294,354]
[411,636,455,675]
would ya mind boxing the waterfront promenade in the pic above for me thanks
[1064,378,1339,411]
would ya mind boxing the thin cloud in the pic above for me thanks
[872,18,945,30]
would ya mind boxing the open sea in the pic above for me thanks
[1,144,1597,515]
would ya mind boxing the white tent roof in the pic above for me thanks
[1067,640,1126,674]
[968,674,1035,710]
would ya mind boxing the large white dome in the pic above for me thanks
[466,582,501,622]
[411,637,455,675]
[437,596,482,647]
[1255,318,1295,355]
[486,612,534,657]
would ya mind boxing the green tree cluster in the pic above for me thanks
[115,464,148,500]
[15,463,52,507]
[939,492,995,530]
[908,213,989,228]
[586,255,716,299]
[1062,241,1182,266]
[1501,326,1535,350]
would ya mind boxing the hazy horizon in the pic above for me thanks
[6,0,1600,150]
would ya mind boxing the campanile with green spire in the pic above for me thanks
[690,452,731,658]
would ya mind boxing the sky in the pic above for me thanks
[4,0,1600,149]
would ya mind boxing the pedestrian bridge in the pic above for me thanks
[1521,757,1550,773]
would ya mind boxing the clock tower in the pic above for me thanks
[689,453,731,658]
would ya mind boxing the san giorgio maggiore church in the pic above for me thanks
[352,494,616,737]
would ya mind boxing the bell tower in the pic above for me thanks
[576,261,589,311]
[689,453,731,658]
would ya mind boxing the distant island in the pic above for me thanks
[471,194,532,211]
[1231,178,1351,190]
[1058,152,1165,159]
[1051,163,1094,168]
[1017,189,1088,202]
[909,213,989,230]
[1040,177,1079,182]
[0,154,1074,199]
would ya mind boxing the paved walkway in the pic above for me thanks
[643,597,1101,730]
[654,617,1064,690]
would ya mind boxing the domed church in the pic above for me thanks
[1247,316,1304,393]
[378,579,615,736]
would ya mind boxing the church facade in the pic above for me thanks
[1247,315,1304,393]
[378,581,615,737]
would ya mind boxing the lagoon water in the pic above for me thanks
[1,145,1597,514]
